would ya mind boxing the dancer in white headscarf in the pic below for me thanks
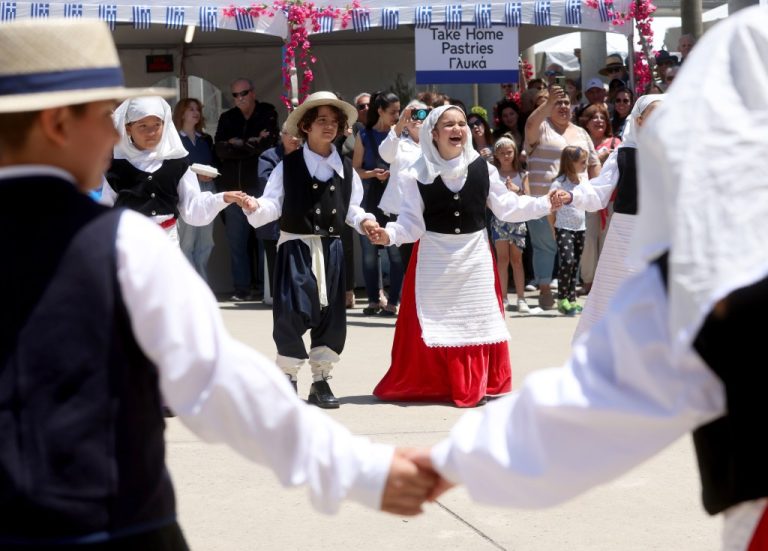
[567,93,665,340]
[102,96,244,243]
[406,8,768,548]
[371,105,557,408]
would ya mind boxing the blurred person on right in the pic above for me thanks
[408,9,768,548]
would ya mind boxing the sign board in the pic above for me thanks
[146,54,174,73]
[415,25,519,84]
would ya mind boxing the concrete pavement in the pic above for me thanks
[165,296,721,550]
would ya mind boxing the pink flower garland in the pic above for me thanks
[585,0,657,96]
[224,0,361,109]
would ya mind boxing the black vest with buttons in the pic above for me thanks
[0,175,175,544]
[654,252,768,515]
[106,158,189,218]
[417,157,489,235]
[280,149,352,237]
[613,147,637,215]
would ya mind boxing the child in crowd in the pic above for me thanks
[490,137,530,313]
[242,92,379,409]
[102,96,244,243]
[549,146,588,315]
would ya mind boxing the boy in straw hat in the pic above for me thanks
[243,91,380,409]
[0,19,435,548]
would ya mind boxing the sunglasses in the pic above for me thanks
[232,89,252,98]
[468,120,484,128]
[615,98,631,104]
[356,103,369,110]
[605,66,624,74]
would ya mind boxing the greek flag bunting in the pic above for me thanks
[234,10,254,30]
[165,6,184,29]
[381,7,399,30]
[597,0,611,22]
[414,5,432,28]
[533,0,551,26]
[319,15,333,33]
[133,6,152,29]
[199,6,217,31]
[63,2,82,17]
[564,0,581,25]
[351,8,370,32]
[30,2,49,17]
[504,2,521,27]
[1,1,17,21]
[98,4,117,30]
[444,4,462,30]
[474,3,492,29]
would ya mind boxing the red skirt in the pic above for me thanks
[373,240,512,408]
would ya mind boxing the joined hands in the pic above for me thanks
[380,447,455,516]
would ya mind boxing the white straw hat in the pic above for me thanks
[0,18,175,113]
[284,91,357,137]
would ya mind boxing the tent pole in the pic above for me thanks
[627,30,634,94]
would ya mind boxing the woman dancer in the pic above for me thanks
[371,105,556,408]
[103,96,243,242]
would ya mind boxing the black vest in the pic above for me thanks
[417,157,489,235]
[0,176,175,544]
[613,148,637,215]
[107,158,189,218]
[654,253,768,515]
[280,149,352,237]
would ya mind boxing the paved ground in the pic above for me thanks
[165,294,721,550]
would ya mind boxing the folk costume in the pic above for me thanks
[430,10,768,547]
[373,105,553,408]
[102,97,229,242]
[569,94,665,340]
[244,92,375,409]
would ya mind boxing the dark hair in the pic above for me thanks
[172,98,207,134]
[449,98,467,115]
[527,78,546,90]
[297,105,348,141]
[466,113,493,151]
[366,91,400,130]
[493,99,521,132]
[578,103,613,138]
[0,103,88,152]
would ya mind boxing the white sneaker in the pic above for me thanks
[550,279,559,290]
[525,284,536,292]
[517,299,530,314]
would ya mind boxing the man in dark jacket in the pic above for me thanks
[215,78,279,301]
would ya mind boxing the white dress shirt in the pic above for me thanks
[570,148,620,212]
[431,265,726,508]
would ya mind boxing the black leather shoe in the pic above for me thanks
[286,374,297,393]
[308,380,339,409]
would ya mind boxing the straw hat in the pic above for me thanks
[598,54,626,76]
[0,18,174,113]
[284,91,357,137]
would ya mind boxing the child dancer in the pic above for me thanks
[549,146,588,316]
[490,137,530,313]
[243,92,379,409]
[371,105,557,408]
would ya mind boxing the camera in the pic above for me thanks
[554,75,567,92]
[410,108,430,121]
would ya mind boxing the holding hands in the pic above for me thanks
[223,191,259,212]
[381,447,454,515]
[547,189,572,211]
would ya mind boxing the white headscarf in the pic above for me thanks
[414,104,479,183]
[630,6,768,357]
[113,96,188,163]
[619,93,664,149]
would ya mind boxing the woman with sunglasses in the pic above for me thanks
[466,113,494,162]
[611,88,635,138]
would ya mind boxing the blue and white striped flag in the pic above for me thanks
[318,15,333,33]
[381,7,399,30]
[414,5,432,28]
[474,3,492,28]
[199,6,217,32]
[444,4,462,30]
[133,6,152,29]
[533,0,551,26]
[564,0,581,25]
[165,6,184,29]
[234,10,254,30]
[98,4,117,30]
[504,1,521,27]
[63,3,82,17]
[597,0,611,22]
[1,1,17,21]
[30,2,49,17]
[351,8,370,32]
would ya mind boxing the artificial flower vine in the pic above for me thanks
[224,0,361,109]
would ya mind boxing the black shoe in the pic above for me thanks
[230,292,254,302]
[308,380,339,409]
[162,406,176,418]
[286,374,297,393]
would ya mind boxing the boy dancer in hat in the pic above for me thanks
[0,19,435,548]
[243,92,380,409]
